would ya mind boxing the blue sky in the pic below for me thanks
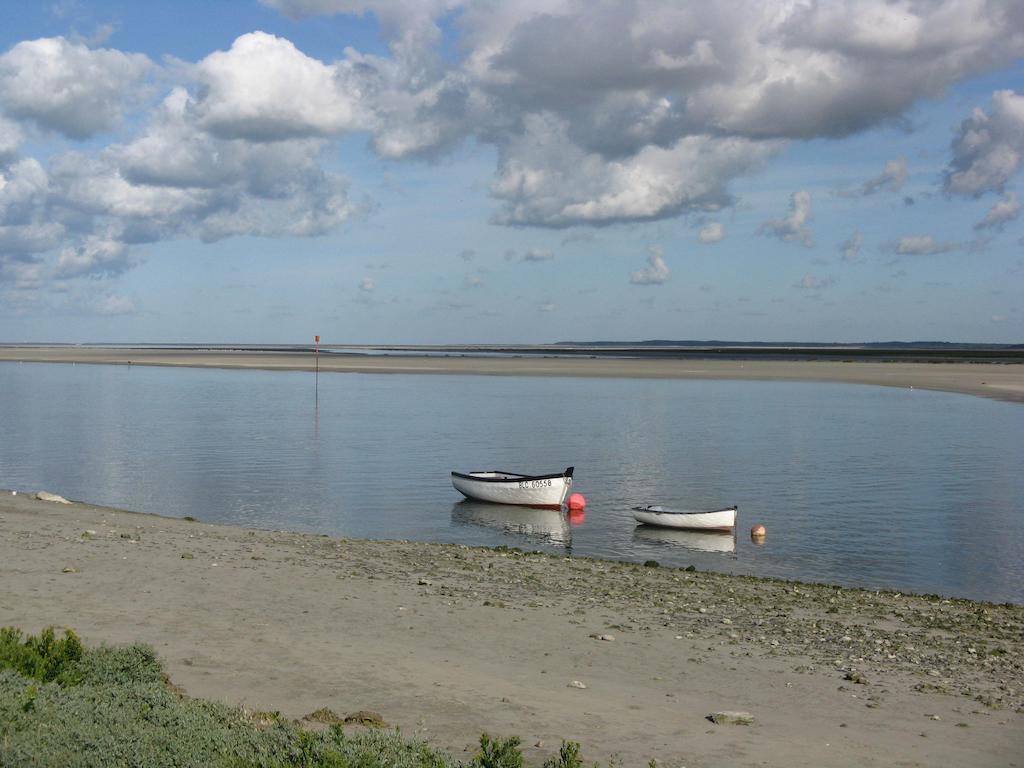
[0,0,1022,344]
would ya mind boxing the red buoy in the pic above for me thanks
[568,492,586,510]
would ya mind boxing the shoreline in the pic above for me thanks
[1,345,1023,404]
[2,491,1021,766]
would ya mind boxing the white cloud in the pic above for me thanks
[0,156,48,201]
[463,273,483,288]
[0,223,62,264]
[194,32,369,141]
[0,37,151,139]
[54,235,134,279]
[687,1,1024,139]
[794,274,834,290]
[861,158,908,195]
[0,117,21,161]
[945,90,1024,196]
[520,248,553,263]
[975,191,1020,230]
[0,257,46,290]
[91,293,137,316]
[698,221,724,243]
[840,231,863,262]
[491,113,779,227]
[629,245,670,285]
[0,158,60,276]
[760,190,813,246]
[266,1,1024,225]
[5,0,1024,304]
[359,277,375,291]
[0,119,354,293]
[886,235,961,255]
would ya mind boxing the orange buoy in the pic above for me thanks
[750,524,766,539]
[568,492,586,510]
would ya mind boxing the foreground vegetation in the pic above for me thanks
[0,627,592,768]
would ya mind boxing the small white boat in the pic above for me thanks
[631,504,737,531]
[451,466,573,508]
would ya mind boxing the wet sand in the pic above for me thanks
[2,493,1021,767]
[1,345,1023,403]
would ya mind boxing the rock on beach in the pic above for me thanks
[35,491,71,504]
[707,711,755,725]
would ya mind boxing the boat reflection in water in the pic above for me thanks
[632,525,736,554]
[451,500,575,550]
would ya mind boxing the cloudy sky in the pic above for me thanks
[1,0,1022,344]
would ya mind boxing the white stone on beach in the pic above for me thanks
[569,680,587,689]
[36,491,71,504]
[707,711,754,725]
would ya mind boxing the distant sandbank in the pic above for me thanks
[1,345,1022,403]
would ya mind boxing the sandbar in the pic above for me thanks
[2,492,1021,766]
[1,345,1022,404]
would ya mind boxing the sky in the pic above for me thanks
[0,0,1022,344]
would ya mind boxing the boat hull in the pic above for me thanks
[451,468,573,508]
[631,505,737,531]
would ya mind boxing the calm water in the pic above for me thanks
[1,362,1021,603]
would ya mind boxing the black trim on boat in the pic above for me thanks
[631,505,737,515]
[451,466,574,483]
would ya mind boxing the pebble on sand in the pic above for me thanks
[707,711,754,725]
[36,491,71,504]
[569,680,588,689]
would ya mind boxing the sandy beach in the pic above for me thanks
[1,345,1023,404]
[2,492,1021,767]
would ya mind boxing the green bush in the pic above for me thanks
[1,628,616,768]
[473,734,524,768]
[0,626,85,684]
[542,741,584,768]
[0,627,457,768]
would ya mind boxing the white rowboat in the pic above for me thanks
[451,467,573,508]
[631,505,737,531]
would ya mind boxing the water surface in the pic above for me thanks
[1,362,1021,603]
